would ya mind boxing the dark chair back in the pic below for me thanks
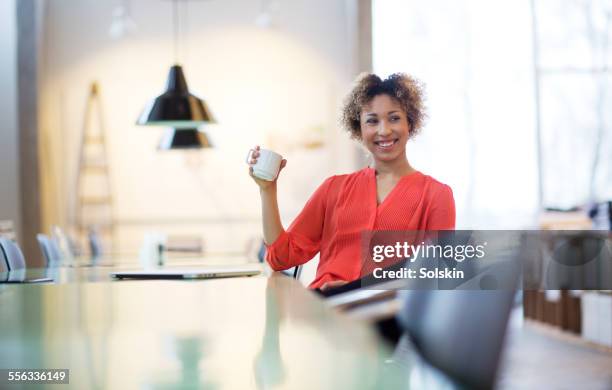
[396,231,520,390]
[398,290,515,390]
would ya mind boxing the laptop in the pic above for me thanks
[110,263,262,280]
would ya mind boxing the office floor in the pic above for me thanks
[498,311,612,390]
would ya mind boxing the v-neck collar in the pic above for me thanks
[368,167,421,213]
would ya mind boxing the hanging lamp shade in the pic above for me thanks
[158,128,213,150]
[137,65,215,128]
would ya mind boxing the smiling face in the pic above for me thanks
[360,94,411,164]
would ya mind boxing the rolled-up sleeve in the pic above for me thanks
[265,177,334,271]
[426,184,456,230]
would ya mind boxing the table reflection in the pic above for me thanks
[0,274,404,389]
[254,277,287,389]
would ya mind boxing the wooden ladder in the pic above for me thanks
[75,82,115,257]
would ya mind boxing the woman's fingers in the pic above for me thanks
[276,159,287,175]
[249,167,260,180]
[248,146,260,166]
[272,159,287,181]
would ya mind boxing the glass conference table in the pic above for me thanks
[0,268,408,389]
[0,254,262,284]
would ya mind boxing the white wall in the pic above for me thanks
[40,0,362,255]
[0,0,21,239]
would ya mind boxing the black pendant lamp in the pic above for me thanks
[137,65,215,128]
[137,0,215,130]
[158,128,213,150]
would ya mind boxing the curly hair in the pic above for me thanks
[340,73,426,140]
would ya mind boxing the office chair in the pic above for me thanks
[0,237,55,283]
[0,243,8,273]
[292,265,302,280]
[257,240,266,263]
[393,230,520,390]
[397,273,519,390]
[51,225,77,262]
[0,237,27,270]
[398,290,516,390]
[88,227,104,260]
[36,234,63,267]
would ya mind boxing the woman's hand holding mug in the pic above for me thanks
[247,145,287,190]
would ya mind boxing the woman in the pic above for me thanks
[248,73,455,290]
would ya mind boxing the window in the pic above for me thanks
[372,0,611,227]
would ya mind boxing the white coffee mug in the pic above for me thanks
[246,148,282,181]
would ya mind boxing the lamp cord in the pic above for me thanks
[172,0,179,64]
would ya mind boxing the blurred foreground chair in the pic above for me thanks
[396,290,517,390]
[37,234,63,267]
[394,231,521,389]
[0,237,26,270]
[398,254,520,389]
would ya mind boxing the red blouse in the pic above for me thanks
[265,167,456,288]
